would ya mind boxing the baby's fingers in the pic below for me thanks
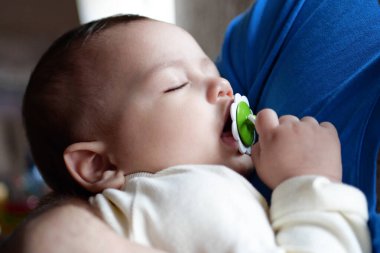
[279,115,299,125]
[255,109,279,137]
[320,121,336,130]
[301,116,319,125]
[320,121,340,138]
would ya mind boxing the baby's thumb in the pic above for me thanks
[251,142,261,168]
[255,108,279,136]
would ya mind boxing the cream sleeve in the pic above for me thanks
[270,175,371,253]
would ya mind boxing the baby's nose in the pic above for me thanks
[206,77,233,103]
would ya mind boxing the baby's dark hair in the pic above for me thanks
[23,14,148,197]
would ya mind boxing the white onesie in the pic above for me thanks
[90,164,371,253]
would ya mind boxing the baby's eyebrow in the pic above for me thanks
[146,60,183,77]
[200,57,216,68]
[200,57,220,74]
[147,57,214,77]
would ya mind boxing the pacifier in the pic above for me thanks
[230,93,257,155]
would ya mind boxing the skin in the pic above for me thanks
[0,197,165,253]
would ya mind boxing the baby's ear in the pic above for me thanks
[64,141,125,193]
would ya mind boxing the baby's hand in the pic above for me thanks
[252,109,342,189]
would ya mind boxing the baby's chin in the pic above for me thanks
[224,155,254,176]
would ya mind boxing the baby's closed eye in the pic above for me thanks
[164,82,189,93]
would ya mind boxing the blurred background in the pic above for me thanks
[0,0,252,239]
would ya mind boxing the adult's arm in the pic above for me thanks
[0,196,165,253]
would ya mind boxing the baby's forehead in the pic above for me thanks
[96,19,158,40]
[76,19,204,88]
[83,20,193,61]
[96,19,189,45]
[81,20,156,60]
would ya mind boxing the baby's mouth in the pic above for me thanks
[222,116,232,135]
[221,110,238,148]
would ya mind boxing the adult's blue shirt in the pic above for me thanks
[216,0,380,251]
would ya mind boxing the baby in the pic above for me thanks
[22,15,371,252]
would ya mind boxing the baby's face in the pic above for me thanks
[93,20,253,175]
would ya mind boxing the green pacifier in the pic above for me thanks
[230,93,256,155]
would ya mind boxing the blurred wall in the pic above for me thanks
[176,0,253,60]
[0,0,79,94]
[0,0,79,179]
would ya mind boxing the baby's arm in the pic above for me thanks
[252,109,371,252]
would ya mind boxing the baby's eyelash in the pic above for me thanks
[164,82,189,93]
